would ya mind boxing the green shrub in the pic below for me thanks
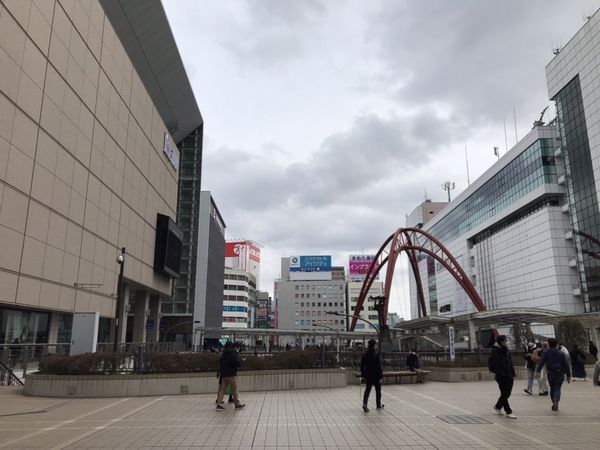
[143,352,220,373]
[556,318,588,352]
[39,352,130,375]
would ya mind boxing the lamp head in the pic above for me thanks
[117,254,124,264]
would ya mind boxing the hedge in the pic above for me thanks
[37,350,336,375]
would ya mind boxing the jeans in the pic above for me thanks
[547,371,564,402]
[526,368,535,392]
[495,376,513,414]
[363,379,382,407]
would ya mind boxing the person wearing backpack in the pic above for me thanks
[488,335,517,419]
[536,338,571,411]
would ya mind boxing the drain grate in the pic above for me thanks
[437,415,492,424]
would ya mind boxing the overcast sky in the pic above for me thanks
[163,0,600,319]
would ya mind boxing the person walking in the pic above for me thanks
[216,342,245,411]
[589,341,598,362]
[536,338,571,411]
[593,359,600,387]
[534,342,549,396]
[360,339,383,412]
[523,342,537,395]
[488,335,517,419]
[571,344,587,380]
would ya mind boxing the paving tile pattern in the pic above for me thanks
[1,380,599,449]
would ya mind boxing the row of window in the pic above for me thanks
[296,319,344,326]
[223,317,247,323]
[225,274,249,282]
[295,301,342,308]
[224,284,248,292]
[294,293,343,299]
[295,310,344,317]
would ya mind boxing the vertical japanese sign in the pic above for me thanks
[448,326,455,361]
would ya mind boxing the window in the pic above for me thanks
[300,302,304,307]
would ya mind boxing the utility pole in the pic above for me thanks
[441,181,455,202]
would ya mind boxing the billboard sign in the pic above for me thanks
[225,241,261,262]
[290,255,331,272]
[349,255,379,281]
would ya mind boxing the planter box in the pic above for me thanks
[24,368,349,398]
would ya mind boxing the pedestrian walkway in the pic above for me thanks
[1,380,599,449]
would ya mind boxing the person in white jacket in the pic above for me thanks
[593,360,600,387]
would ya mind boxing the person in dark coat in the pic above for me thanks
[589,341,598,362]
[360,339,383,412]
[570,344,587,379]
[406,349,420,371]
[216,342,245,410]
[536,338,571,411]
[488,335,517,419]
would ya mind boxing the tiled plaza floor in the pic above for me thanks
[1,380,599,449]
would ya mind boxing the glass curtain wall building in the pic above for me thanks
[547,10,600,312]
[408,126,580,319]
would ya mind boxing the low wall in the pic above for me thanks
[24,368,348,398]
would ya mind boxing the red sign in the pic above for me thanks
[225,241,261,262]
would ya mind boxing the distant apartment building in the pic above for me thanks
[388,312,403,327]
[407,125,579,319]
[346,281,384,332]
[222,268,255,329]
[276,257,346,345]
[546,10,600,313]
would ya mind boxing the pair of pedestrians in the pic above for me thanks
[523,342,548,396]
[215,342,246,411]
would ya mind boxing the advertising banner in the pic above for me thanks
[226,241,261,262]
[348,255,379,280]
[289,255,331,272]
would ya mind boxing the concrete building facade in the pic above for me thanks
[276,258,346,345]
[0,0,199,346]
[222,267,254,329]
[346,281,384,332]
[407,126,580,320]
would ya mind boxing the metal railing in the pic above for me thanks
[96,342,187,354]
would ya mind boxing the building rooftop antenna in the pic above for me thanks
[441,181,455,202]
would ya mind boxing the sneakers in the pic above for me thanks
[228,396,234,403]
[362,404,369,413]
[551,400,559,411]
[216,404,225,411]
[376,404,384,410]
[523,389,532,395]
[505,413,517,419]
[493,406,503,415]
[235,403,246,409]
[539,391,548,396]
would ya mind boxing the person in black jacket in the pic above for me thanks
[488,335,517,419]
[216,342,245,410]
[589,341,598,362]
[360,339,383,412]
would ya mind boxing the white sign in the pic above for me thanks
[163,132,180,171]
[70,313,99,355]
[448,326,455,361]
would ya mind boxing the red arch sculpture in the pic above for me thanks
[350,227,486,331]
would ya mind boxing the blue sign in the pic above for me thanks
[146,319,154,330]
[290,255,331,272]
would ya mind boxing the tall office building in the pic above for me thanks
[407,125,579,319]
[546,10,600,312]
[276,256,346,345]
[225,240,261,289]
[0,0,200,345]
[346,281,384,332]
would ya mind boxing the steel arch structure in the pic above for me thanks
[350,227,487,331]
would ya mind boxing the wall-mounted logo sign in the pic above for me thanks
[163,132,180,171]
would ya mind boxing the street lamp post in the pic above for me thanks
[113,247,126,353]
[326,310,382,352]
[314,324,341,363]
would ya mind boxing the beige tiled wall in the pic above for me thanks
[0,0,178,318]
